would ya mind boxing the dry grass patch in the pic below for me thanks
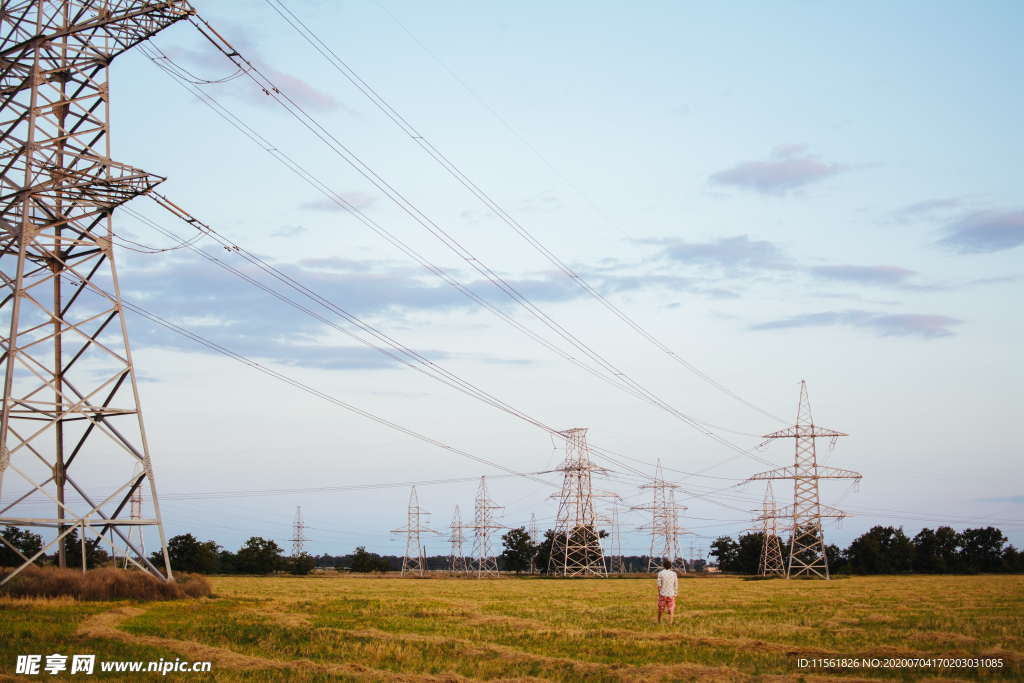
[0,566,211,601]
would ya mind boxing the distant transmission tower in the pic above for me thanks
[0,1,193,586]
[120,467,144,569]
[290,506,308,556]
[607,506,626,574]
[748,381,862,579]
[448,505,469,574]
[548,428,609,576]
[468,476,504,577]
[633,460,688,572]
[527,512,540,574]
[753,482,785,576]
[391,486,437,576]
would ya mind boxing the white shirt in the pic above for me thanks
[656,568,678,597]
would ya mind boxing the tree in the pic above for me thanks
[847,526,913,574]
[735,532,764,574]
[287,552,317,575]
[500,527,535,574]
[234,537,284,574]
[1003,545,1024,572]
[348,546,389,573]
[0,526,43,567]
[825,544,847,573]
[959,527,1007,572]
[59,528,109,568]
[218,549,238,574]
[158,534,221,573]
[534,530,557,573]
[912,527,960,573]
[710,536,740,572]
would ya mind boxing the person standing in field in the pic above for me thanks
[656,559,678,625]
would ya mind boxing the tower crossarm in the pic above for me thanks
[813,465,862,480]
[776,503,848,519]
[762,425,847,439]
[748,465,862,482]
[747,465,796,481]
[1,1,195,96]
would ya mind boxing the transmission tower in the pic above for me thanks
[467,476,504,577]
[548,428,610,576]
[527,512,539,574]
[753,482,785,576]
[0,1,194,585]
[748,381,862,579]
[633,460,688,572]
[607,506,626,574]
[290,506,307,556]
[448,504,469,575]
[119,463,144,568]
[391,486,437,576]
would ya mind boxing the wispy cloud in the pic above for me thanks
[937,209,1024,254]
[974,495,1024,504]
[751,310,962,338]
[709,145,849,195]
[301,192,377,213]
[637,235,791,272]
[808,265,917,286]
[160,22,342,113]
[892,197,964,223]
[271,224,306,238]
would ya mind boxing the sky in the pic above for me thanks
[6,1,1022,560]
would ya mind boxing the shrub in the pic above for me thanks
[0,566,211,601]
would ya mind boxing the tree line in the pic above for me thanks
[710,526,1023,574]
[3,524,683,575]
[12,523,1013,576]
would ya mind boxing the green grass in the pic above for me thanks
[2,574,1021,680]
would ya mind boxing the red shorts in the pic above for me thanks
[658,595,676,611]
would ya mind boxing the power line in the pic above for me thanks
[66,281,554,488]
[125,201,769,488]
[159,17,782,471]
[267,0,785,429]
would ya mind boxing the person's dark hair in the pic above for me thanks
[662,559,672,570]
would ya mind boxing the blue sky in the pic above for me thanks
[29,0,1021,558]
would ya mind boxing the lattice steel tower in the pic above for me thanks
[289,506,307,556]
[118,462,144,568]
[0,1,194,585]
[607,506,626,574]
[748,381,862,579]
[753,481,785,576]
[468,476,503,577]
[548,428,608,576]
[447,504,468,574]
[633,459,688,572]
[527,511,539,574]
[391,486,436,576]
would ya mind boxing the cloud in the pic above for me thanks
[751,310,962,338]
[709,145,850,195]
[637,235,791,272]
[271,224,306,238]
[108,252,672,370]
[808,265,917,286]
[937,209,1024,254]
[975,495,1024,504]
[160,23,341,113]
[892,197,963,223]
[301,192,377,213]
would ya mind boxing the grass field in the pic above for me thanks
[2,573,1022,681]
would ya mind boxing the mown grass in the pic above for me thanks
[1,574,1021,680]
